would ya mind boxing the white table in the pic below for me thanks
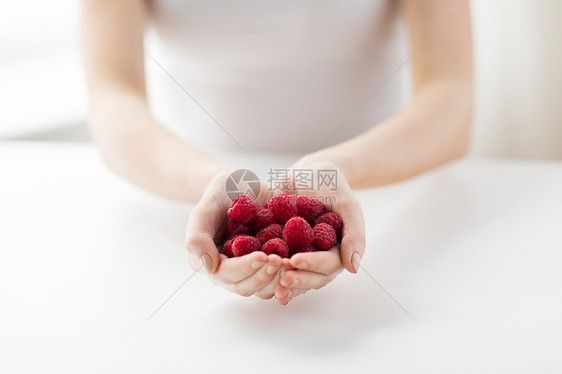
[1,142,561,373]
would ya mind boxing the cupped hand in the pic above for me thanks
[274,247,344,305]
[185,171,285,299]
[272,160,366,305]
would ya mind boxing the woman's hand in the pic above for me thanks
[185,171,285,299]
[275,247,344,305]
[272,160,366,305]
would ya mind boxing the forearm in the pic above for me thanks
[306,80,472,189]
[89,91,232,202]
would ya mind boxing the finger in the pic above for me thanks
[287,288,307,302]
[275,297,288,306]
[268,259,294,294]
[289,247,343,275]
[254,255,285,299]
[185,232,222,274]
[275,288,290,306]
[254,276,277,299]
[256,257,294,300]
[281,258,293,270]
[275,287,307,305]
[280,269,338,291]
[232,255,282,297]
[273,262,297,304]
[185,191,229,274]
[274,278,299,302]
[331,194,366,274]
[275,283,290,300]
[211,251,268,284]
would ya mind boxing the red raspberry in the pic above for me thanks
[283,217,314,249]
[227,195,260,224]
[231,235,261,257]
[256,224,283,245]
[222,236,239,258]
[268,193,298,224]
[315,212,343,239]
[312,223,337,250]
[261,238,290,258]
[290,244,316,257]
[253,208,275,233]
[224,217,251,239]
[296,195,326,223]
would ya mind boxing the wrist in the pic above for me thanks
[204,163,236,186]
[191,162,235,200]
[295,148,359,189]
[293,152,337,170]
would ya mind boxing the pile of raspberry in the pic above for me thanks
[221,193,343,258]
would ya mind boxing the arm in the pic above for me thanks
[83,0,283,297]
[81,0,231,202]
[276,0,473,304]
[300,0,473,189]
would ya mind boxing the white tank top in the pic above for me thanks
[146,0,409,153]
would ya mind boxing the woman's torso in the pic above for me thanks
[146,0,409,153]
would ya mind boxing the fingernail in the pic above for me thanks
[294,262,307,269]
[266,265,279,275]
[280,277,291,287]
[291,279,299,288]
[200,254,213,273]
[251,261,266,270]
[351,252,361,273]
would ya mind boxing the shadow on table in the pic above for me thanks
[212,168,490,356]
[363,165,511,320]
[211,273,409,355]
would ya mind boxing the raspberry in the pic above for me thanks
[283,217,314,249]
[227,195,260,224]
[253,208,275,233]
[315,212,343,239]
[290,244,316,257]
[221,236,239,258]
[224,217,251,239]
[296,195,326,223]
[256,224,283,245]
[231,235,261,257]
[261,238,290,258]
[268,193,297,224]
[312,223,337,250]
[222,194,343,259]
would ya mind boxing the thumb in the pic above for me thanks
[185,232,221,274]
[333,196,365,274]
[185,197,225,274]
